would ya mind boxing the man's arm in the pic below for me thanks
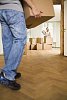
[23,0,42,18]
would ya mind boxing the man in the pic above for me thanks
[0,0,42,90]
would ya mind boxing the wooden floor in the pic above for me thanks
[0,49,67,100]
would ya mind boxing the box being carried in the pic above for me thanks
[23,0,54,28]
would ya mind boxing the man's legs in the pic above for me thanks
[1,20,22,79]
[1,10,27,81]
[1,17,21,80]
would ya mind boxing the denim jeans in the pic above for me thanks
[0,9,27,80]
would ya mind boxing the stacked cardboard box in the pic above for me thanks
[46,45,52,50]
[36,38,43,50]
[29,38,37,44]
[28,37,53,50]
[37,38,43,44]
[36,43,42,50]
[46,36,52,44]
[32,38,37,45]
[29,38,37,50]
[31,44,36,50]
[44,36,46,43]
[42,36,52,50]
[29,38,32,44]
[42,43,52,50]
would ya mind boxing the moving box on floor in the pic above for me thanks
[36,43,42,50]
[29,38,37,44]
[37,38,43,44]
[44,36,46,43]
[42,43,52,50]
[31,44,36,50]
[46,36,53,45]
[29,38,32,44]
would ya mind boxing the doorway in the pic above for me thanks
[26,5,61,53]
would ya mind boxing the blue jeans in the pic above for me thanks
[0,9,27,80]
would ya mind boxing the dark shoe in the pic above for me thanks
[0,72,21,90]
[15,72,21,79]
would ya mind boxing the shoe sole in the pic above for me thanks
[0,80,21,90]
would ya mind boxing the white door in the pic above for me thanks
[64,0,67,56]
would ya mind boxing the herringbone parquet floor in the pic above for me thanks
[0,49,67,100]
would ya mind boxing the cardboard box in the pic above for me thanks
[37,38,43,44]
[46,44,52,50]
[29,38,32,44]
[32,38,37,44]
[46,36,53,45]
[44,36,46,43]
[42,43,46,50]
[23,0,54,28]
[36,43,42,50]
[31,44,36,50]
[29,38,37,44]
[42,43,52,50]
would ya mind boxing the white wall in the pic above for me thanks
[53,22,60,47]
[29,24,43,38]
[49,5,61,47]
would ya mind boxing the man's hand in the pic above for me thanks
[31,6,43,18]
[23,0,43,18]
